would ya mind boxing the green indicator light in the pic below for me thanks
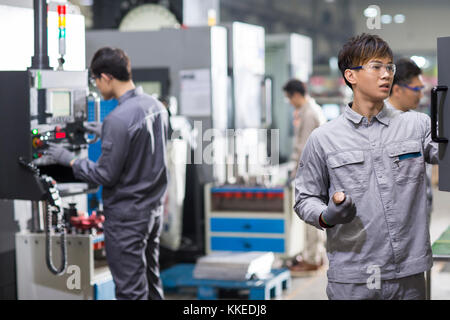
[32,129,38,135]
[37,70,41,89]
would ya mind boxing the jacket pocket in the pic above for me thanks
[386,140,424,184]
[327,150,368,194]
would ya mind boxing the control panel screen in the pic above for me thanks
[51,91,71,117]
[136,81,161,96]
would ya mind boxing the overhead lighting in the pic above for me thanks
[394,14,405,23]
[411,56,428,68]
[381,15,392,24]
[364,7,378,18]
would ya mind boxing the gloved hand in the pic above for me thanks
[84,122,102,138]
[321,192,357,226]
[45,143,76,167]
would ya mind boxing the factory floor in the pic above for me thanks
[165,186,450,300]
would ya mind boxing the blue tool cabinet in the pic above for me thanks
[204,183,305,257]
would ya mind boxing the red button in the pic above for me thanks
[55,132,66,139]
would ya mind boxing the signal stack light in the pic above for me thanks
[57,5,66,70]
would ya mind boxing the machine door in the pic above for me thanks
[436,37,450,191]
[0,71,46,200]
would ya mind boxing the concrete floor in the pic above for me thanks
[165,186,450,300]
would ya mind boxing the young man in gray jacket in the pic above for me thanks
[47,47,169,300]
[294,34,438,299]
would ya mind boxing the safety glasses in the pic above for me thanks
[350,62,396,75]
[400,84,425,92]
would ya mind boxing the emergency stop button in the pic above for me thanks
[32,137,43,148]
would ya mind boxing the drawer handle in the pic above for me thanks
[243,242,251,249]
[242,224,251,230]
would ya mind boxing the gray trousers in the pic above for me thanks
[104,205,164,300]
[326,273,426,300]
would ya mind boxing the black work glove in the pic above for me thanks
[321,192,357,226]
[84,122,102,138]
[45,143,76,167]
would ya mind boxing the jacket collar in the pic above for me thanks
[118,86,143,105]
[344,102,390,126]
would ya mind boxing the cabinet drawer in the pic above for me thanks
[210,236,285,253]
[210,218,284,234]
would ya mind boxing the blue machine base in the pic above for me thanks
[161,263,291,300]
[94,278,116,300]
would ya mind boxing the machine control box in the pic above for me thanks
[0,70,92,200]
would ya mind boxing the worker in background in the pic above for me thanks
[46,47,169,300]
[295,33,438,299]
[283,79,327,274]
[385,58,433,219]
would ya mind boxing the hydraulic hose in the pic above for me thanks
[45,202,67,276]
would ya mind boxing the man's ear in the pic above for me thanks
[100,73,113,81]
[344,69,357,87]
[391,84,401,96]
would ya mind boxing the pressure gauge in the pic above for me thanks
[119,4,180,31]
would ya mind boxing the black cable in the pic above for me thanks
[44,180,67,276]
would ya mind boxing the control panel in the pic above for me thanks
[31,121,89,164]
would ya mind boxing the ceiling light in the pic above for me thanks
[394,14,405,23]
[411,56,428,68]
[381,15,392,24]
[364,7,378,18]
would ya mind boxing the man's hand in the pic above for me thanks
[321,191,357,226]
[84,122,102,138]
[45,143,76,167]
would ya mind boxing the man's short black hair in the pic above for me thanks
[283,79,307,96]
[338,33,393,89]
[90,47,132,81]
[392,58,422,87]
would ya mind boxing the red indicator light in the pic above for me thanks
[57,5,66,15]
[55,132,66,139]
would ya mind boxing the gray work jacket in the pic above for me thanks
[294,103,438,283]
[73,87,169,213]
[384,99,434,216]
